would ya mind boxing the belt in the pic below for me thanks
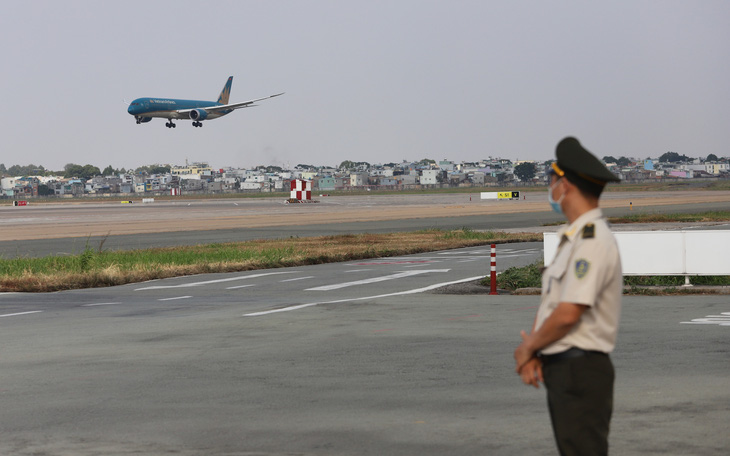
[539,347,607,364]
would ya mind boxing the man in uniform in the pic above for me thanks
[514,137,622,456]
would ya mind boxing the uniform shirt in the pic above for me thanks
[536,208,622,355]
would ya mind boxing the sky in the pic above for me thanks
[1,1,729,171]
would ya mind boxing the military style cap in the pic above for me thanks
[551,137,620,186]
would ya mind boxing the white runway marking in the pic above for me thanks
[82,302,123,307]
[135,271,294,290]
[279,276,315,282]
[158,296,192,301]
[306,270,450,291]
[226,284,257,290]
[245,275,483,317]
[0,311,43,318]
[681,312,730,326]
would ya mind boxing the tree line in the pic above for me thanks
[0,163,171,179]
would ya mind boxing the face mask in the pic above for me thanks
[548,179,565,214]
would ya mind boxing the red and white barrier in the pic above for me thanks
[490,244,498,295]
[290,179,312,201]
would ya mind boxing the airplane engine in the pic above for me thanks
[189,109,208,121]
[139,117,152,123]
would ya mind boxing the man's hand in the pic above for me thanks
[518,357,543,388]
[514,330,535,373]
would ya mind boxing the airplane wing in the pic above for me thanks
[177,92,284,116]
[213,92,285,111]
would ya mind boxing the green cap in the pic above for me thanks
[553,137,620,185]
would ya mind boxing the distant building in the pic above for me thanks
[171,164,213,178]
[350,172,369,187]
[420,169,439,185]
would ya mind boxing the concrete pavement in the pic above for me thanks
[0,285,727,455]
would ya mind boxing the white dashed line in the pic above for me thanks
[0,311,43,318]
[158,296,193,301]
[279,276,315,282]
[135,271,294,290]
[81,302,123,307]
[305,270,450,291]
[226,284,256,290]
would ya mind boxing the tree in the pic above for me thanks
[706,154,718,162]
[659,151,691,163]
[338,160,355,171]
[102,165,115,176]
[602,156,618,164]
[617,157,632,167]
[64,163,100,179]
[148,165,171,175]
[514,162,537,182]
[6,164,45,176]
[38,184,55,196]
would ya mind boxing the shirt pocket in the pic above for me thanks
[543,247,570,294]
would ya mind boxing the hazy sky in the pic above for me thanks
[2,1,728,171]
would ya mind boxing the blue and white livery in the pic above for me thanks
[127,77,283,128]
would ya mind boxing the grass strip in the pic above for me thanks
[0,229,541,293]
[542,211,730,226]
[480,260,730,294]
[609,211,730,224]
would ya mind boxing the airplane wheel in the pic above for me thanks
[172,123,176,128]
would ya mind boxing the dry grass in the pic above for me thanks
[0,230,541,293]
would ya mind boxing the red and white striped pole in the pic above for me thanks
[489,244,498,295]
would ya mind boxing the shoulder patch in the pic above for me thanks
[575,259,590,279]
[582,223,595,239]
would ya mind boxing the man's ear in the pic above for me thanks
[556,177,570,194]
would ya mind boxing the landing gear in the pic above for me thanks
[135,117,141,124]
[165,120,176,128]
[192,121,203,128]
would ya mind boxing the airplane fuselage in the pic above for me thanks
[127,98,232,120]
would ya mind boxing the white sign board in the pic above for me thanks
[481,191,520,200]
[544,230,730,276]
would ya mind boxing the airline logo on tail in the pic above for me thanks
[127,76,283,128]
[217,77,233,105]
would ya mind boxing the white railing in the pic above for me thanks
[544,231,730,281]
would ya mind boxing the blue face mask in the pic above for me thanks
[548,179,565,214]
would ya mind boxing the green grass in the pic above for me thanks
[479,260,730,293]
[480,260,543,290]
[0,230,543,292]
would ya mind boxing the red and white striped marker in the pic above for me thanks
[489,244,498,295]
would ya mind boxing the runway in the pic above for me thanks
[2,191,730,258]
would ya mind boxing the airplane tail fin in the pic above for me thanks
[217,77,233,104]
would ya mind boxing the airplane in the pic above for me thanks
[127,77,283,128]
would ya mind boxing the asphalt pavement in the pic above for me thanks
[1,244,728,455]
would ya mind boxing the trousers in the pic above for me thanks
[542,350,614,456]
